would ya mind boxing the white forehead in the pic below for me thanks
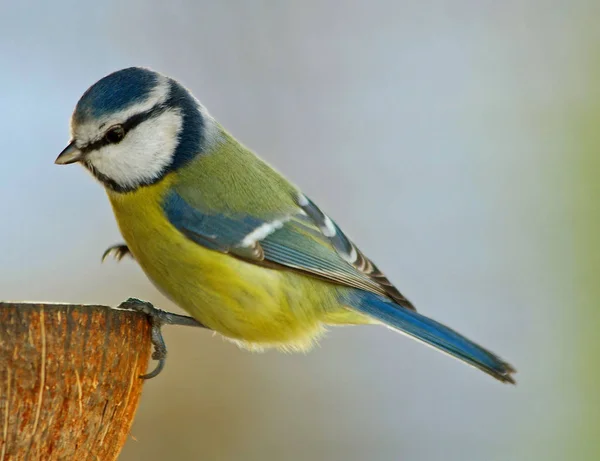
[71,74,171,145]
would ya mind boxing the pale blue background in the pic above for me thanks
[2,1,596,460]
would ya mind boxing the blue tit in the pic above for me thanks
[55,67,515,383]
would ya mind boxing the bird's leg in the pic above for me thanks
[116,297,207,379]
[102,244,133,262]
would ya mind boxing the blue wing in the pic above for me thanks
[163,190,414,309]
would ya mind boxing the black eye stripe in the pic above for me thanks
[80,103,170,154]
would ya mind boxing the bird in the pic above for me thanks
[55,67,516,384]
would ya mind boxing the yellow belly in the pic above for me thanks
[107,177,366,350]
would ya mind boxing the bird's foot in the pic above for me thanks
[102,244,133,262]
[116,297,207,379]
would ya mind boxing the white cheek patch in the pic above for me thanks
[86,109,182,188]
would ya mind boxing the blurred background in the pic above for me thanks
[1,1,598,460]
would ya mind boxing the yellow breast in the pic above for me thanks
[106,176,349,350]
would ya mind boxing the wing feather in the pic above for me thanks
[163,189,414,309]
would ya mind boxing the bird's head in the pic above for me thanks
[55,67,217,192]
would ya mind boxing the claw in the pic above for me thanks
[116,297,207,379]
[140,315,167,379]
[102,244,132,263]
[141,357,165,380]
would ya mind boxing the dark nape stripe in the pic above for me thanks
[167,79,205,171]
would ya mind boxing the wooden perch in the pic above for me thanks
[0,302,152,461]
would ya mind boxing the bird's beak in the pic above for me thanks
[55,141,83,165]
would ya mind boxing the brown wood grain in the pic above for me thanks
[0,303,151,461]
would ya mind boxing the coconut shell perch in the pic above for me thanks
[0,302,152,461]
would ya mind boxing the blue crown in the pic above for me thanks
[73,67,158,123]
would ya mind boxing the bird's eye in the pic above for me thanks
[104,125,125,144]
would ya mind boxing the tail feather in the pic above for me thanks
[351,293,516,384]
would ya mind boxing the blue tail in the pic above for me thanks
[349,292,516,384]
